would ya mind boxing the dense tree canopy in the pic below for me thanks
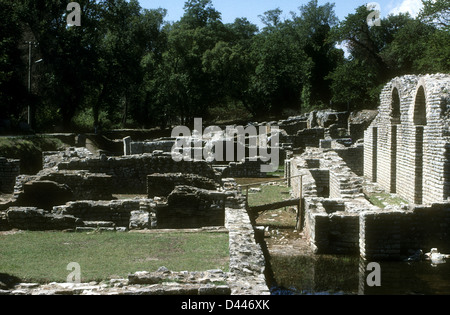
[0,0,448,133]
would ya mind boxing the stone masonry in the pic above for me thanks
[0,158,20,193]
[364,73,450,205]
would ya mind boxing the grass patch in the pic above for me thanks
[0,136,67,174]
[0,231,229,283]
[266,165,285,178]
[247,184,291,208]
[367,193,408,209]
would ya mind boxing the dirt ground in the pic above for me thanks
[255,206,314,256]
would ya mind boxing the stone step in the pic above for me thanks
[82,221,115,228]
[75,226,127,232]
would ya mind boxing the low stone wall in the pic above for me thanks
[147,173,219,198]
[288,148,379,255]
[5,184,231,231]
[157,186,226,229]
[53,200,143,229]
[333,142,364,177]
[43,148,94,170]
[57,152,217,194]
[221,159,271,178]
[13,170,113,205]
[303,198,365,255]
[223,178,270,295]
[281,128,325,149]
[279,120,308,135]
[6,207,81,231]
[128,139,175,155]
[0,157,20,193]
[360,203,450,260]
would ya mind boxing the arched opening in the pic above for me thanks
[390,88,400,193]
[413,86,426,204]
[391,88,401,125]
[372,127,378,182]
[390,126,397,193]
[414,86,427,126]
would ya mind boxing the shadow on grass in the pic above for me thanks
[0,273,22,289]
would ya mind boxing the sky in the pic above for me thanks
[137,0,424,28]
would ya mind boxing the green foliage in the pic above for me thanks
[1,0,449,133]
[419,0,450,29]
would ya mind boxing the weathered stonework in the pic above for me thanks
[147,173,219,198]
[13,170,113,204]
[364,73,450,205]
[287,147,381,255]
[360,204,450,260]
[127,138,176,156]
[0,157,20,193]
[57,152,218,194]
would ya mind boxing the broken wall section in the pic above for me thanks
[360,204,450,260]
[57,152,218,194]
[0,158,20,193]
[287,148,377,255]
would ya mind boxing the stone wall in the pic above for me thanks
[280,128,323,150]
[223,178,270,295]
[5,187,227,231]
[147,173,219,198]
[57,152,217,194]
[221,158,272,178]
[5,207,81,231]
[0,157,20,193]
[333,142,364,176]
[364,73,450,204]
[360,203,450,260]
[127,139,176,155]
[304,201,360,255]
[13,170,113,205]
[287,148,379,255]
[156,186,226,229]
[53,200,143,229]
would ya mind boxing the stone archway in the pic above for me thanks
[390,87,401,193]
[413,85,427,204]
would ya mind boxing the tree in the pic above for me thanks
[417,0,450,72]
[0,0,28,127]
[328,6,414,110]
[20,0,104,130]
[291,0,340,109]
[381,18,437,75]
[249,19,310,116]
[419,0,450,29]
[151,0,227,125]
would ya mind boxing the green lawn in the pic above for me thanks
[0,231,229,283]
[247,184,291,208]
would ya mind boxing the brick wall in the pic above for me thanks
[0,158,20,193]
[364,74,450,205]
[360,203,450,260]
[58,152,217,194]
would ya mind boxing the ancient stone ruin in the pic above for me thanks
[1,73,449,295]
[286,73,450,261]
[364,73,450,205]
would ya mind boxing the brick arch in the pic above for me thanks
[411,83,428,204]
[390,86,401,125]
[413,84,428,126]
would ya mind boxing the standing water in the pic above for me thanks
[265,229,450,295]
